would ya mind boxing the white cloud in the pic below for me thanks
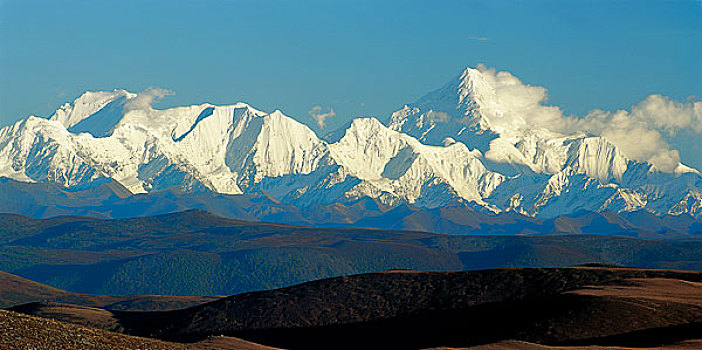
[469,36,489,41]
[474,64,566,131]
[426,110,451,123]
[574,109,683,172]
[474,65,702,172]
[124,87,175,113]
[631,94,702,134]
[309,105,336,128]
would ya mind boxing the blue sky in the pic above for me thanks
[1,0,700,165]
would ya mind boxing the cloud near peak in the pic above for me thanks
[474,65,702,172]
[124,87,175,113]
[309,105,336,128]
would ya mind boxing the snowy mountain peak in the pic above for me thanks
[1,65,701,219]
[50,90,134,129]
[456,67,498,126]
[675,163,701,176]
[387,67,499,152]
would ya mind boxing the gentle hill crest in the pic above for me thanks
[0,269,217,310]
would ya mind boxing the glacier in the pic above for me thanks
[0,67,700,219]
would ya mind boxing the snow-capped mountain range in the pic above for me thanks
[1,67,701,218]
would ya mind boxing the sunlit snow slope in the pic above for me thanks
[1,67,700,218]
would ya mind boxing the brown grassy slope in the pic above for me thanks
[0,271,64,307]
[8,302,123,332]
[0,309,189,350]
[0,309,279,350]
[0,270,218,310]
[568,277,702,306]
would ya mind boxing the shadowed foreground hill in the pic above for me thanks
[11,267,702,350]
[2,210,702,297]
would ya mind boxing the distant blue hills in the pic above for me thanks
[1,177,701,239]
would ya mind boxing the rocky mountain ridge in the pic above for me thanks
[1,67,700,218]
